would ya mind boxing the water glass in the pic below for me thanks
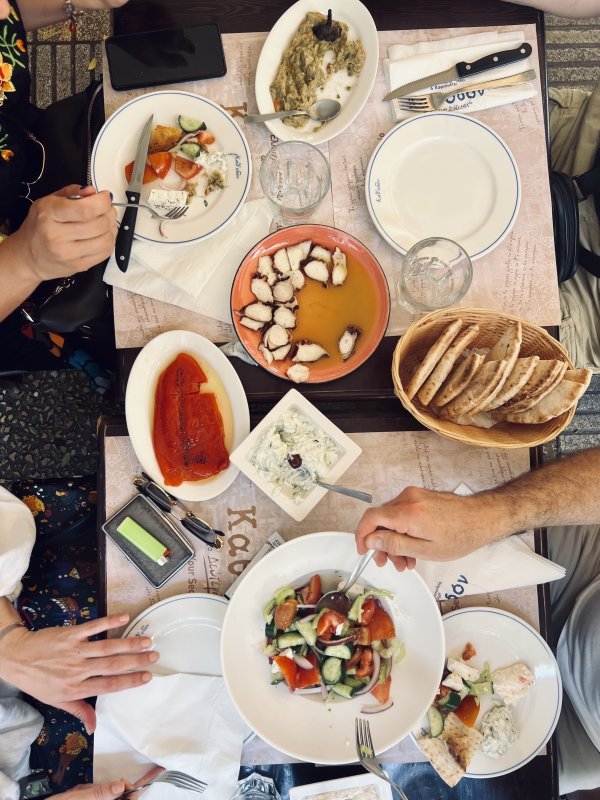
[395,237,473,313]
[259,141,331,224]
[230,773,281,800]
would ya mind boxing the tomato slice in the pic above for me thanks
[124,160,157,185]
[356,647,374,678]
[371,675,391,704]
[368,607,395,642]
[455,694,480,727]
[148,151,172,178]
[296,652,320,689]
[316,609,347,640]
[300,574,322,605]
[274,599,298,631]
[273,655,298,691]
[355,625,371,646]
[360,598,378,625]
[346,646,363,670]
[174,155,202,180]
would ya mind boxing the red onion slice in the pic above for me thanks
[317,634,356,647]
[293,686,322,695]
[293,654,314,670]
[354,649,381,696]
[319,677,329,701]
[361,699,394,714]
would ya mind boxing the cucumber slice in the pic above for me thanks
[344,676,367,690]
[264,621,276,639]
[277,632,305,648]
[437,690,462,711]
[180,142,202,159]
[331,683,353,699]
[428,706,444,738]
[296,619,317,646]
[322,657,343,685]
[323,644,353,660]
[271,670,284,685]
[468,680,493,700]
[178,115,205,133]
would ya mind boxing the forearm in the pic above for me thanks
[481,448,600,537]
[18,0,73,31]
[502,0,600,17]
[0,237,39,321]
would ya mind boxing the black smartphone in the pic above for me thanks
[105,23,227,92]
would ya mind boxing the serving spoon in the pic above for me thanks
[286,453,372,504]
[316,549,376,615]
[245,99,342,124]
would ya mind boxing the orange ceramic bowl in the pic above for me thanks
[231,224,390,383]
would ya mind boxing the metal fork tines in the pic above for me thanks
[112,201,189,220]
[122,769,207,796]
[355,718,410,800]
[396,68,537,112]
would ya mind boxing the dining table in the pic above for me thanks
[97,1,562,798]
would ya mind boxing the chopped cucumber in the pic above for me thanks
[378,660,389,684]
[344,676,367,690]
[428,706,444,738]
[264,643,276,657]
[348,588,394,622]
[264,621,276,639]
[312,607,329,630]
[180,142,202,159]
[321,657,343,685]
[331,683,353,699]
[277,632,305,648]
[263,599,276,624]
[467,680,493,701]
[437,690,462,710]
[323,644,353,660]
[271,670,284,685]
[296,618,317,646]
[274,586,295,605]
[178,115,205,133]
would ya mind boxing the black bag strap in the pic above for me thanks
[573,155,600,278]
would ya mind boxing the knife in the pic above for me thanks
[114,113,154,273]
[384,42,533,101]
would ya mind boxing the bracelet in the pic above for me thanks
[0,621,25,643]
[64,1,83,34]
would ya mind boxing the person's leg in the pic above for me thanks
[547,526,600,794]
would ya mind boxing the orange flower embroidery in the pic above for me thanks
[22,495,45,516]
[1,149,13,160]
[0,55,14,94]
[15,39,25,53]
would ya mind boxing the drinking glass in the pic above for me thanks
[395,237,473,313]
[259,141,331,224]
[230,773,281,800]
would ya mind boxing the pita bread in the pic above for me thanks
[495,378,587,423]
[453,411,496,428]
[417,735,464,788]
[477,356,540,412]
[433,352,485,408]
[564,368,593,387]
[468,360,514,415]
[485,321,522,373]
[497,360,566,412]
[498,360,567,414]
[406,319,463,400]
[417,324,480,406]
[443,712,483,771]
[440,360,507,418]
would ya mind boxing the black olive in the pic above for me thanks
[287,453,303,469]
[312,9,341,43]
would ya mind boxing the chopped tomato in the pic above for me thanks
[273,98,281,111]
[173,155,202,180]
[355,625,371,646]
[455,694,480,727]
[316,609,347,640]
[462,642,477,661]
[370,675,391,704]
[360,598,378,625]
[300,574,322,605]
[435,684,450,702]
[197,130,215,145]
[368,607,395,642]
[274,599,298,631]
[148,151,172,178]
[346,646,363,670]
[296,652,320,689]
[356,647,374,678]
[273,655,297,691]
[124,160,158,185]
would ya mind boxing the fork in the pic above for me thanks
[396,68,536,112]
[355,718,410,800]
[121,769,207,797]
[112,201,189,221]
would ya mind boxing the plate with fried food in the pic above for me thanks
[392,308,591,448]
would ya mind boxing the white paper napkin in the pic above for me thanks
[94,674,247,800]
[103,199,273,324]
[385,30,537,122]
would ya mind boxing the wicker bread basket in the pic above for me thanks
[392,308,575,449]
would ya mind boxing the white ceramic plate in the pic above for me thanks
[440,607,562,778]
[254,0,378,145]
[125,330,250,501]
[366,113,521,260]
[91,90,251,246]
[229,389,362,522]
[221,531,445,764]
[289,773,392,800]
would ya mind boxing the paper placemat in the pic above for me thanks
[102,428,540,765]
[103,23,560,350]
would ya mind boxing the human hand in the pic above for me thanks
[355,486,501,569]
[72,0,131,9]
[52,767,164,799]
[10,184,116,283]
[0,614,158,734]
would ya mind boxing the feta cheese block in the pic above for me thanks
[446,657,481,683]
[441,672,465,692]
[148,189,189,214]
[491,662,535,705]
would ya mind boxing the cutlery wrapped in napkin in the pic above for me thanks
[385,31,537,122]
[94,673,248,800]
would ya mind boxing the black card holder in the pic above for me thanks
[103,495,194,588]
